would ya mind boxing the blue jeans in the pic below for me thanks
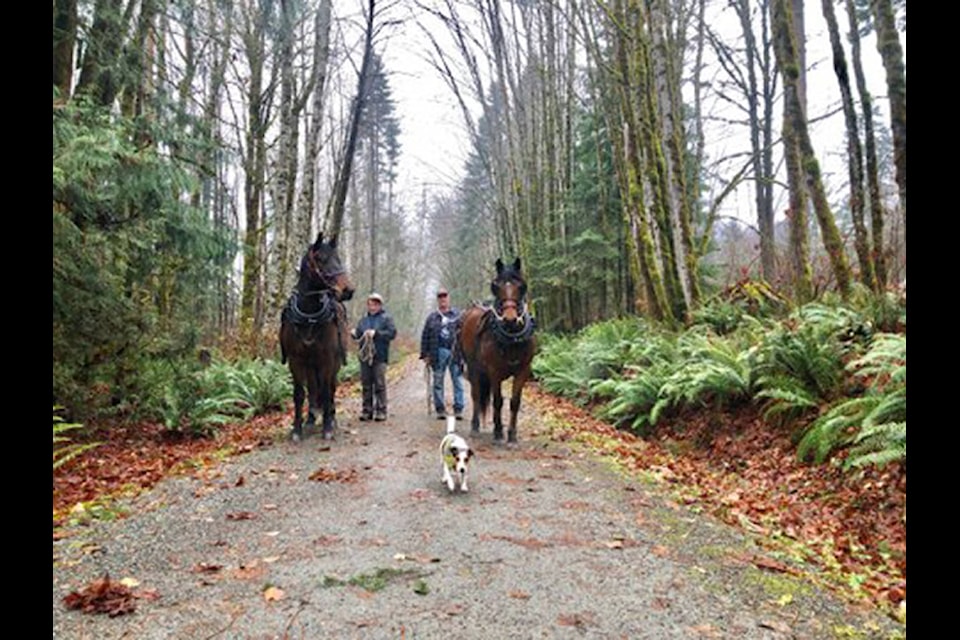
[433,347,464,414]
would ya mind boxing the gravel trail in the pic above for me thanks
[53,359,901,639]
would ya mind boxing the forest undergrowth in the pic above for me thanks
[531,282,906,617]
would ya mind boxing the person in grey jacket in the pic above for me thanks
[351,293,397,421]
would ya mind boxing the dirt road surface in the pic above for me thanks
[53,359,901,639]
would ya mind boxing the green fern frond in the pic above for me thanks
[797,396,879,463]
[846,421,906,469]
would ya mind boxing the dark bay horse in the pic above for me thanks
[280,232,355,441]
[457,258,537,446]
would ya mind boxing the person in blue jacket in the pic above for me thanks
[351,293,397,421]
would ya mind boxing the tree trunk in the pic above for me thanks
[871,0,906,240]
[324,0,375,238]
[76,0,128,107]
[296,0,333,241]
[240,0,273,332]
[822,0,876,291]
[732,0,778,283]
[773,0,851,299]
[773,0,813,301]
[845,0,886,287]
[53,0,78,99]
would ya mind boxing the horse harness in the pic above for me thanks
[466,304,536,372]
[282,289,347,364]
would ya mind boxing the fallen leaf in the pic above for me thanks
[751,555,797,575]
[605,540,624,550]
[226,511,257,521]
[263,503,278,511]
[263,586,285,602]
[776,593,793,606]
[135,589,161,601]
[508,590,531,600]
[652,545,671,557]
[758,619,792,634]
[63,575,137,617]
[263,556,281,563]
[194,563,222,574]
[557,612,595,628]
[234,475,245,487]
[119,577,140,588]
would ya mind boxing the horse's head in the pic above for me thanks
[491,257,528,325]
[300,232,355,301]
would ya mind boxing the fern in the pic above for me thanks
[796,333,906,468]
[753,376,819,424]
[846,421,906,469]
[646,333,754,426]
[53,407,100,470]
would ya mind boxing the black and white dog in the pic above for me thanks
[440,415,473,492]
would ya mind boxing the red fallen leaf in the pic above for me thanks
[63,574,137,617]
[234,475,245,487]
[508,590,531,600]
[134,589,161,601]
[226,511,257,521]
[750,555,798,575]
[557,612,595,628]
[888,586,905,603]
[193,563,223,574]
[309,468,359,483]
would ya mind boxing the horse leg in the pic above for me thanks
[321,373,336,440]
[291,377,305,442]
[507,368,531,446]
[469,370,482,435]
[492,378,505,444]
[305,365,321,434]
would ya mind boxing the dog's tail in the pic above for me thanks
[446,414,456,434]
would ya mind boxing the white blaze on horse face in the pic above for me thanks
[501,282,520,322]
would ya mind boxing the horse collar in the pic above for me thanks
[285,290,337,326]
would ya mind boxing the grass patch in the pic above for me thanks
[321,567,424,593]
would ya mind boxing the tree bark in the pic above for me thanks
[871,0,906,239]
[53,0,78,99]
[845,0,886,287]
[76,0,128,107]
[773,0,851,299]
[822,0,876,291]
[324,0,376,238]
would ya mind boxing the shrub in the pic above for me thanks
[796,333,906,468]
[53,407,100,470]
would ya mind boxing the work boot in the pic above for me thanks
[436,413,446,420]
[374,410,387,421]
[359,413,372,421]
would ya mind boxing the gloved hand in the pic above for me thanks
[363,329,376,339]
